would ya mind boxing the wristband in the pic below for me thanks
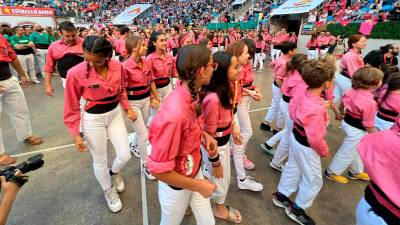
[209,154,220,162]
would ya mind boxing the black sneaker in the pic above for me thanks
[285,204,316,225]
[260,123,272,132]
[272,192,292,209]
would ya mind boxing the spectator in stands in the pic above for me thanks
[364,44,399,68]
[390,2,400,21]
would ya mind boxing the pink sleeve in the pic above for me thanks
[362,101,377,128]
[44,46,56,74]
[63,71,82,136]
[147,120,181,174]
[275,62,287,80]
[347,55,364,76]
[202,95,219,134]
[118,66,130,111]
[324,84,335,100]
[304,111,329,157]
[172,57,178,78]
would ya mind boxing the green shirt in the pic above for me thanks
[29,32,54,45]
[9,35,34,55]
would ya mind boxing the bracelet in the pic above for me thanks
[208,154,220,162]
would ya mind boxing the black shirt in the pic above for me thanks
[363,50,398,68]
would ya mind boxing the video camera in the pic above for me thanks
[0,154,44,188]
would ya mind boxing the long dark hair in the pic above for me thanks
[380,64,399,84]
[147,31,163,56]
[378,72,400,105]
[202,52,233,109]
[176,44,211,116]
[242,38,256,60]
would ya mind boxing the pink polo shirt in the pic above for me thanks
[202,92,233,134]
[122,57,153,88]
[256,40,266,50]
[357,118,400,207]
[289,90,329,157]
[167,36,178,51]
[64,59,129,136]
[280,34,289,43]
[306,39,318,48]
[240,63,254,87]
[317,36,330,46]
[146,52,177,80]
[281,69,305,97]
[340,49,364,77]
[272,55,290,81]
[377,86,400,119]
[343,88,377,128]
[45,38,83,74]
[148,83,203,177]
[115,37,127,57]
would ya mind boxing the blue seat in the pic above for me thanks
[382,4,393,11]
[361,7,370,12]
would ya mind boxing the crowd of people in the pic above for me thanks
[0,16,399,225]
[307,0,400,25]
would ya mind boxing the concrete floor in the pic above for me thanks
[1,64,366,225]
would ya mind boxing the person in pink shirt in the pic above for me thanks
[147,45,217,225]
[273,60,334,225]
[356,117,400,225]
[177,34,193,48]
[167,26,179,56]
[261,41,297,134]
[63,36,137,213]
[254,34,266,73]
[288,32,297,44]
[326,31,336,46]
[306,33,319,59]
[325,67,383,184]
[226,40,264,192]
[146,31,177,124]
[317,31,330,56]
[261,54,308,167]
[374,73,400,130]
[200,51,243,223]
[334,34,366,103]
[45,21,84,96]
[217,30,227,52]
[115,27,130,62]
[123,36,160,180]
[271,31,282,60]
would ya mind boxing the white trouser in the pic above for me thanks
[201,143,231,205]
[212,47,219,54]
[328,120,366,175]
[82,105,131,191]
[148,83,172,126]
[158,171,215,225]
[272,99,292,167]
[356,197,388,225]
[278,132,323,209]
[36,49,48,77]
[271,48,281,61]
[264,83,284,129]
[320,48,329,56]
[17,54,36,81]
[266,129,284,147]
[334,73,352,103]
[307,49,318,59]
[129,97,150,164]
[375,114,394,131]
[0,76,32,154]
[254,53,264,70]
[232,96,252,180]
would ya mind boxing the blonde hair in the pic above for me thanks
[319,54,336,75]
[125,35,143,56]
[352,67,383,89]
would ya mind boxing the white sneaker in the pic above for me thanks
[142,163,156,180]
[31,78,40,84]
[112,174,125,193]
[269,161,283,172]
[128,133,140,158]
[104,186,122,213]
[238,176,263,192]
